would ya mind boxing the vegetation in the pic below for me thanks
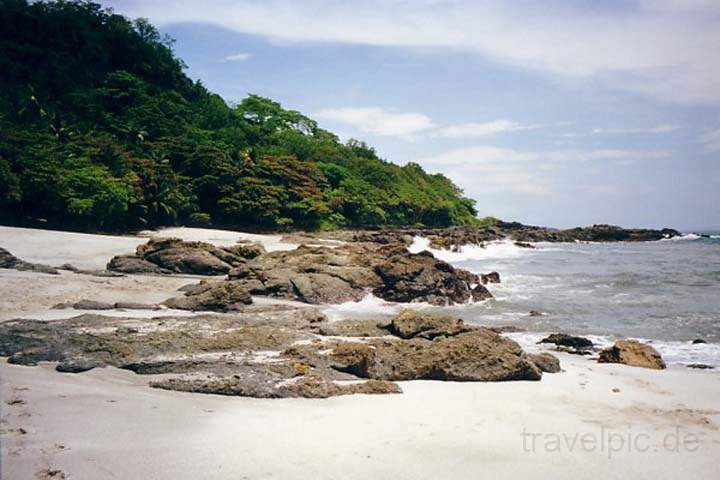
[0,0,478,231]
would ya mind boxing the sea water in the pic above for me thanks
[327,234,720,367]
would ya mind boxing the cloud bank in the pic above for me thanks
[103,0,720,105]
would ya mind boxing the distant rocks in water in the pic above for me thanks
[514,241,536,249]
[539,333,594,350]
[479,271,501,284]
[0,247,58,275]
[528,310,544,317]
[107,237,266,275]
[686,363,714,370]
[0,308,544,398]
[503,223,681,243]
[163,280,252,312]
[526,352,561,373]
[692,338,707,344]
[597,340,666,370]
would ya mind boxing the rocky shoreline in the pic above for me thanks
[0,223,680,400]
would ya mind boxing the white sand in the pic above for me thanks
[1,354,718,480]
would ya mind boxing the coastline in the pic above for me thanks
[1,224,719,479]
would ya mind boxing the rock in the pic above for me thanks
[539,333,593,349]
[72,300,114,310]
[56,358,102,373]
[0,247,59,274]
[163,281,252,312]
[108,238,267,276]
[687,363,714,369]
[373,248,487,305]
[107,254,170,274]
[597,340,666,369]
[331,328,542,382]
[479,272,500,284]
[514,241,536,249]
[150,368,401,399]
[114,302,160,310]
[140,238,233,275]
[316,319,390,337]
[612,387,620,393]
[692,338,707,344]
[528,310,543,317]
[527,352,561,373]
[387,309,473,339]
[227,243,486,306]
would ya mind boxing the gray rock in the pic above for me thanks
[163,281,252,312]
[527,352,561,373]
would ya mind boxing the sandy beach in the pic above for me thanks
[1,226,719,479]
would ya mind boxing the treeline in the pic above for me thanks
[0,0,478,231]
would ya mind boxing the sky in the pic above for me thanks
[102,0,720,230]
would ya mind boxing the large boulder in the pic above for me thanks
[373,249,490,305]
[598,340,666,370]
[331,328,542,382]
[163,280,252,312]
[108,238,267,276]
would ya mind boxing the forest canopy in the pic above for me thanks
[0,0,479,231]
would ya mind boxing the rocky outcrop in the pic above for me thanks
[108,238,266,275]
[330,327,542,382]
[163,280,252,312]
[0,308,544,398]
[0,247,58,274]
[597,340,666,369]
[316,319,391,337]
[228,243,489,306]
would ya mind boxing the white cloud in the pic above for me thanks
[698,128,720,152]
[103,0,720,105]
[413,145,671,196]
[315,107,435,138]
[220,52,251,62]
[592,124,680,135]
[436,120,539,138]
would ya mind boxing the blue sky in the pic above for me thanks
[103,0,720,230]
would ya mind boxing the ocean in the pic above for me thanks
[326,234,720,367]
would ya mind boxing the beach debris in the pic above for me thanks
[597,340,666,370]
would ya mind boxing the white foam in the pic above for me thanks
[658,233,701,242]
[322,294,403,321]
[407,236,527,262]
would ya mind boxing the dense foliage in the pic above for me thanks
[0,0,478,231]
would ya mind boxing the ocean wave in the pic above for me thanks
[506,331,719,367]
[658,233,701,242]
[407,236,528,262]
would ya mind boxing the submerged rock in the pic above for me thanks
[479,272,501,284]
[598,340,666,370]
[692,338,707,344]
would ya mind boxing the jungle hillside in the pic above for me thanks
[0,0,479,232]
